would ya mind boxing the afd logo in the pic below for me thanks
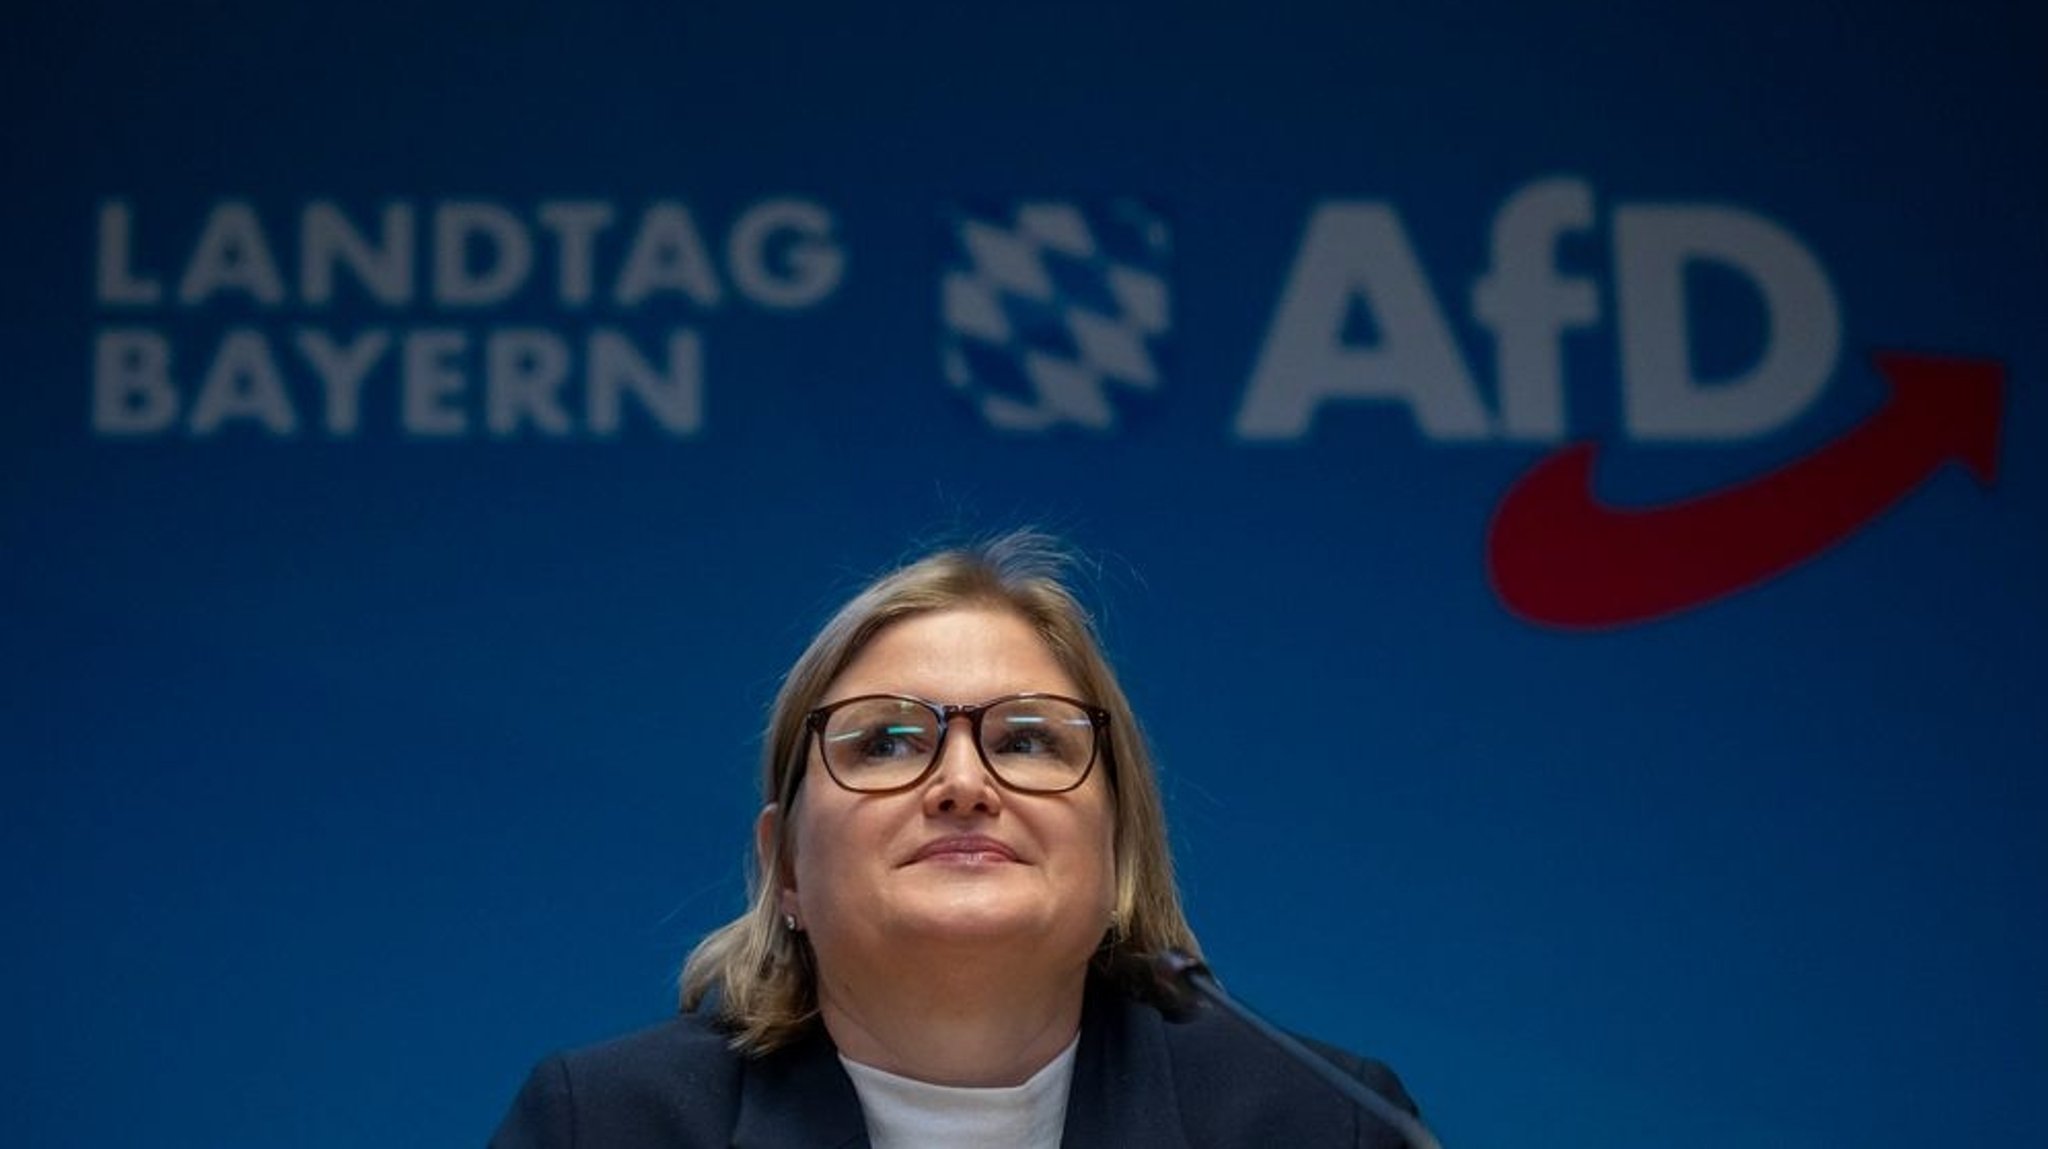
[1235,177,2005,630]
[939,200,1170,432]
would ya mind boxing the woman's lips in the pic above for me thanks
[907,835,1020,865]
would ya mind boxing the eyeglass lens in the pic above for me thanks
[817,696,1097,792]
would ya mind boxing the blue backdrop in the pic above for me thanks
[5,3,2044,1146]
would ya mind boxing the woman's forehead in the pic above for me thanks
[827,608,1078,701]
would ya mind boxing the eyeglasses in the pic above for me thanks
[804,692,1110,795]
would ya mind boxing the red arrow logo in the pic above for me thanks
[1487,352,2004,630]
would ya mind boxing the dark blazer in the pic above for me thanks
[491,979,1419,1148]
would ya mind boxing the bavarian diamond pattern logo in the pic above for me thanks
[939,200,1171,431]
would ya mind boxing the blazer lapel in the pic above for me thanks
[731,1026,871,1149]
[1059,982,1195,1149]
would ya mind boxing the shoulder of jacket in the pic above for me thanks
[555,1011,748,1094]
[492,1012,757,1149]
[561,1011,745,1073]
[1151,995,1421,1135]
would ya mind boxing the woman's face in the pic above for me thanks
[772,607,1116,983]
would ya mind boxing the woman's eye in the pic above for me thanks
[995,729,1060,757]
[861,725,928,759]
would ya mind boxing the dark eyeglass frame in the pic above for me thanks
[802,692,1111,795]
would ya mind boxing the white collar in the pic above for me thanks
[839,1034,1080,1149]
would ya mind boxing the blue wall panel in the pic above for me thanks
[5,4,2043,1145]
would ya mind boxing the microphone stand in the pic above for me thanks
[1150,950,1443,1149]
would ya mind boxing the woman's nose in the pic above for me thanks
[924,719,1001,814]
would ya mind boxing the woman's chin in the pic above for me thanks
[913,905,1042,941]
[888,892,1062,946]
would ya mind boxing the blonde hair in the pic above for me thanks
[678,531,1201,1054]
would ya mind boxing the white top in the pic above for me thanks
[839,1035,1080,1149]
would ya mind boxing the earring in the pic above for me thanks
[783,912,801,933]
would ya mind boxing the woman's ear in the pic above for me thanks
[756,803,797,913]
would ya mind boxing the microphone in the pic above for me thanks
[1148,950,1444,1149]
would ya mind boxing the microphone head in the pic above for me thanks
[1145,948,1212,1022]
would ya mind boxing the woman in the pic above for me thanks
[492,534,1419,1147]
